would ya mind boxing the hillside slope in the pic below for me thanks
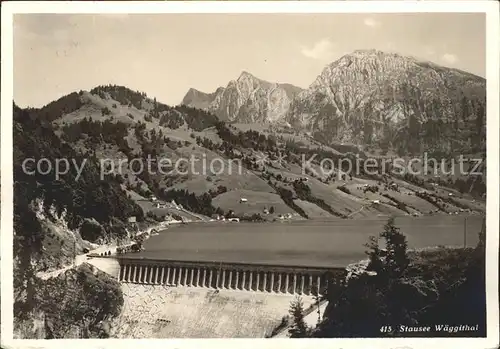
[18,84,486,225]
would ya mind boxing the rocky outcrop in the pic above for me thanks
[182,71,303,123]
[287,49,486,154]
[183,50,486,155]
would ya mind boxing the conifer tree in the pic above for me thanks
[288,296,309,338]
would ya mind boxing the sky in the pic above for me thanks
[13,13,485,108]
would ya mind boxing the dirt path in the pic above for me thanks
[35,244,116,280]
[35,222,168,280]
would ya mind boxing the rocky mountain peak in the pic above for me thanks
[234,71,273,90]
[182,71,302,123]
[312,50,416,89]
[289,49,485,154]
[183,88,208,100]
[238,70,255,80]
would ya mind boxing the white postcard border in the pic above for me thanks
[1,1,498,349]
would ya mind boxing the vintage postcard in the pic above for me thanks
[1,1,499,349]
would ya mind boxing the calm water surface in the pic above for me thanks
[132,215,484,267]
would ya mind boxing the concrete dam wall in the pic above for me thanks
[118,259,345,296]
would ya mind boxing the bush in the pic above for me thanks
[79,219,103,243]
[101,107,111,116]
[163,189,216,217]
[240,213,265,222]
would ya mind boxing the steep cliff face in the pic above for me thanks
[182,72,303,123]
[14,264,123,339]
[287,50,486,154]
[183,50,485,155]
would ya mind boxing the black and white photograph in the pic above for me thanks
[1,1,499,347]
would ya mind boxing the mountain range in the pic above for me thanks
[182,49,486,155]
